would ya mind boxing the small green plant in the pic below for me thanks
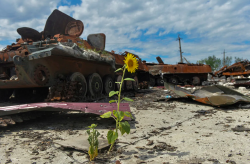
[87,124,100,161]
[100,53,138,153]
[77,38,86,50]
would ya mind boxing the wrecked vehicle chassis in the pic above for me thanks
[0,44,115,102]
[148,62,212,86]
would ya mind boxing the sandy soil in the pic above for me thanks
[0,88,250,164]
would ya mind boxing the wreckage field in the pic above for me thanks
[0,87,250,164]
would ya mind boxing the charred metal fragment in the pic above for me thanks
[164,82,250,106]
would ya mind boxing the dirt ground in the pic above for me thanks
[0,88,250,164]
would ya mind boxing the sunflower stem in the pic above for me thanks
[117,66,126,112]
[108,66,126,154]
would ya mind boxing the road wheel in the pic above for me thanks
[183,79,191,85]
[88,73,103,98]
[149,77,156,86]
[156,78,164,86]
[103,75,114,95]
[70,72,87,101]
[125,79,133,90]
[192,76,200,85]
[169,76,178,85]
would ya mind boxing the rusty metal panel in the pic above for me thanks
[0,102,132,126]
[148,64,211,74]
[87,33,106,50]
[0,102,131,120]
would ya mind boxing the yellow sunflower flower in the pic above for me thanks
[124,53,139,73]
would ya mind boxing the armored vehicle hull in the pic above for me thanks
[147,57,212,86]
[0,10,117,102]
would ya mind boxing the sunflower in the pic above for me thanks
[124,53,139,73]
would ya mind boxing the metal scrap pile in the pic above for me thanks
[214,60,250,78]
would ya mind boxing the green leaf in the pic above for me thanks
[115,68,123,72]
[90,124,97,129]
[96,131,100,137]
[119,121,130,135]
[117,111,124,121]
[100,111,112,118]
[87,138,91,144]
[109,91,119,97]
[94,140,99,147]
[109,100,117,103]
[123,97,134,102]
[124,78,135,81]
[119,122,125,135]
[89,145,94,154]
[107,130,113,144]
[124,111,133,118]
[107,130,118,144]
[113,110,118,118]
[115,82,121,84]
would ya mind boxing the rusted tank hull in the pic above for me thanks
[0,45,115,89]
[148,64,211,74]
[147,63,212,86]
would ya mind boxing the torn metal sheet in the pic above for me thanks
[0,102,131,119]
[164,82,250,106]
[55,135,109,152]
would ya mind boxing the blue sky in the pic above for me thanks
[0,0,250,64]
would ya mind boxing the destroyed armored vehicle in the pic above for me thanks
[214,60,250,78]
[147,57,212,86]
[0,9,116,102]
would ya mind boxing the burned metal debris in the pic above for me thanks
[214,60,250,78]
[0,102,131,127]
[164,82,250,106]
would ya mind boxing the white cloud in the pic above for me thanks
[0,0,59,40]
[0,45,4,51]
[0,0,250,64]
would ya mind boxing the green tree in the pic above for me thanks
[197,55,222,71]
[234,56,245,63]
[224,56,232,66]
